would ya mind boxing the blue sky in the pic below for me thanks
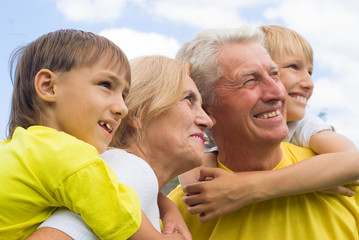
[1,0,359,147]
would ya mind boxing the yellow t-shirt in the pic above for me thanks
[0,126,141,240]
[169,142,359,240]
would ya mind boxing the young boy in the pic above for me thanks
[1,29,152,240]
[178,25,358,221]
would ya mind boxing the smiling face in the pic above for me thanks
[142,76,213,174]
[275,53,314,122]
[47,57,129,153]
[211,41,288,146]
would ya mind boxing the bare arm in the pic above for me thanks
[158,192,191,240]
[27,227,73,240]
[183,150,359,222]
[129,211,184,240]
[27,211,185,240]
[309,130,357,154]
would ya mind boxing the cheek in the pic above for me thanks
[279,73,292,92]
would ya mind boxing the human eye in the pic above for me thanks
[287,64,297,70]
[182,92,196,106]
[308,68,313,76]
[270,69,280,81]
[99,81,111,89]
[242,79,256,88]
[183,94,194,104]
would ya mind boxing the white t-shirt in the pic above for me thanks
[38,148,160,239]
[205,112,333,152]
[284,113,333,148]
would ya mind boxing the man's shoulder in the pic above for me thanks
[280,142,316,164]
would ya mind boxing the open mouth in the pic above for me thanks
[99,121,113,133]
[255,109,281,119]
[289,93,307,104]
[190,133,207,145]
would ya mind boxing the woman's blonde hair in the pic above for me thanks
[260,25,313,65]
[111,55,191,148]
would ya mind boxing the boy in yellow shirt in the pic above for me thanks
[0,29,183,240]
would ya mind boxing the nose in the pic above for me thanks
[195,106,214,130]
[111,94,128,120]
[300,72,314,91]
[261,75,286,103]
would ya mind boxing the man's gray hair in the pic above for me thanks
[176,25,264,106]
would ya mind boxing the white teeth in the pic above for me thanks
[99,121,112,132]
[257,109,281,119]
[106,123,112,132]
[294,95,307,104]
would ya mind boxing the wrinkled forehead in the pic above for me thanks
[218,42,275,79]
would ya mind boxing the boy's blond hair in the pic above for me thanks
[260,25,313,65]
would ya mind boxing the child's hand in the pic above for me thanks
[320,179,359,197]
[158,192,191,240]
[182,167,264,223]
[161,217,191,240]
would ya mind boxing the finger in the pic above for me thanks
[182,192,208,206]
[323,186,355,197]
[348,179,359,185]
[187,202,215,215]
[183,181,206,194]
[198,167,219,181]
[162,221,176,234]
[176,227,192,240]
[198,209,221,223]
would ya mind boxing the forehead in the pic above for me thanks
[218,41,274,78]
[275,52,313,67]
[184,76,200,93]
[95,55,130,82]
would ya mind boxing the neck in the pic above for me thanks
[126,144,177,191]
[215,137,282,172]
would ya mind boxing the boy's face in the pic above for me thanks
[49,58,129,153]
[276,53,314,122]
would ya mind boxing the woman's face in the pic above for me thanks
[143,76,213,174]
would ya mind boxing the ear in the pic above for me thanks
[34,69,57,102]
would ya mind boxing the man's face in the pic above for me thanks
[211,41,288,145]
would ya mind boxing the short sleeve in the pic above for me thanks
[289,113,334,148]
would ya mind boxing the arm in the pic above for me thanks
[27,227,73,240]
[309,130,357,154]
[183,150,359,222]
[157,192,191,240]
[28,211,185,240]
[178,152,217,187]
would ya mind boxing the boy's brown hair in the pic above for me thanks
[8,29,130,138]
[260,25,313,65]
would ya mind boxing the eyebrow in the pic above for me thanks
[239,63,278,78]
[183,89,200,101]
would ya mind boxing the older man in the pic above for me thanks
[169,26,359,239]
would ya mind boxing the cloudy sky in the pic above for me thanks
[1,0,359,147]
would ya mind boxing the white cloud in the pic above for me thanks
[150,1,244,28]
[142,0,278,29]
[56,0,127,22]
[99,28,180,59]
